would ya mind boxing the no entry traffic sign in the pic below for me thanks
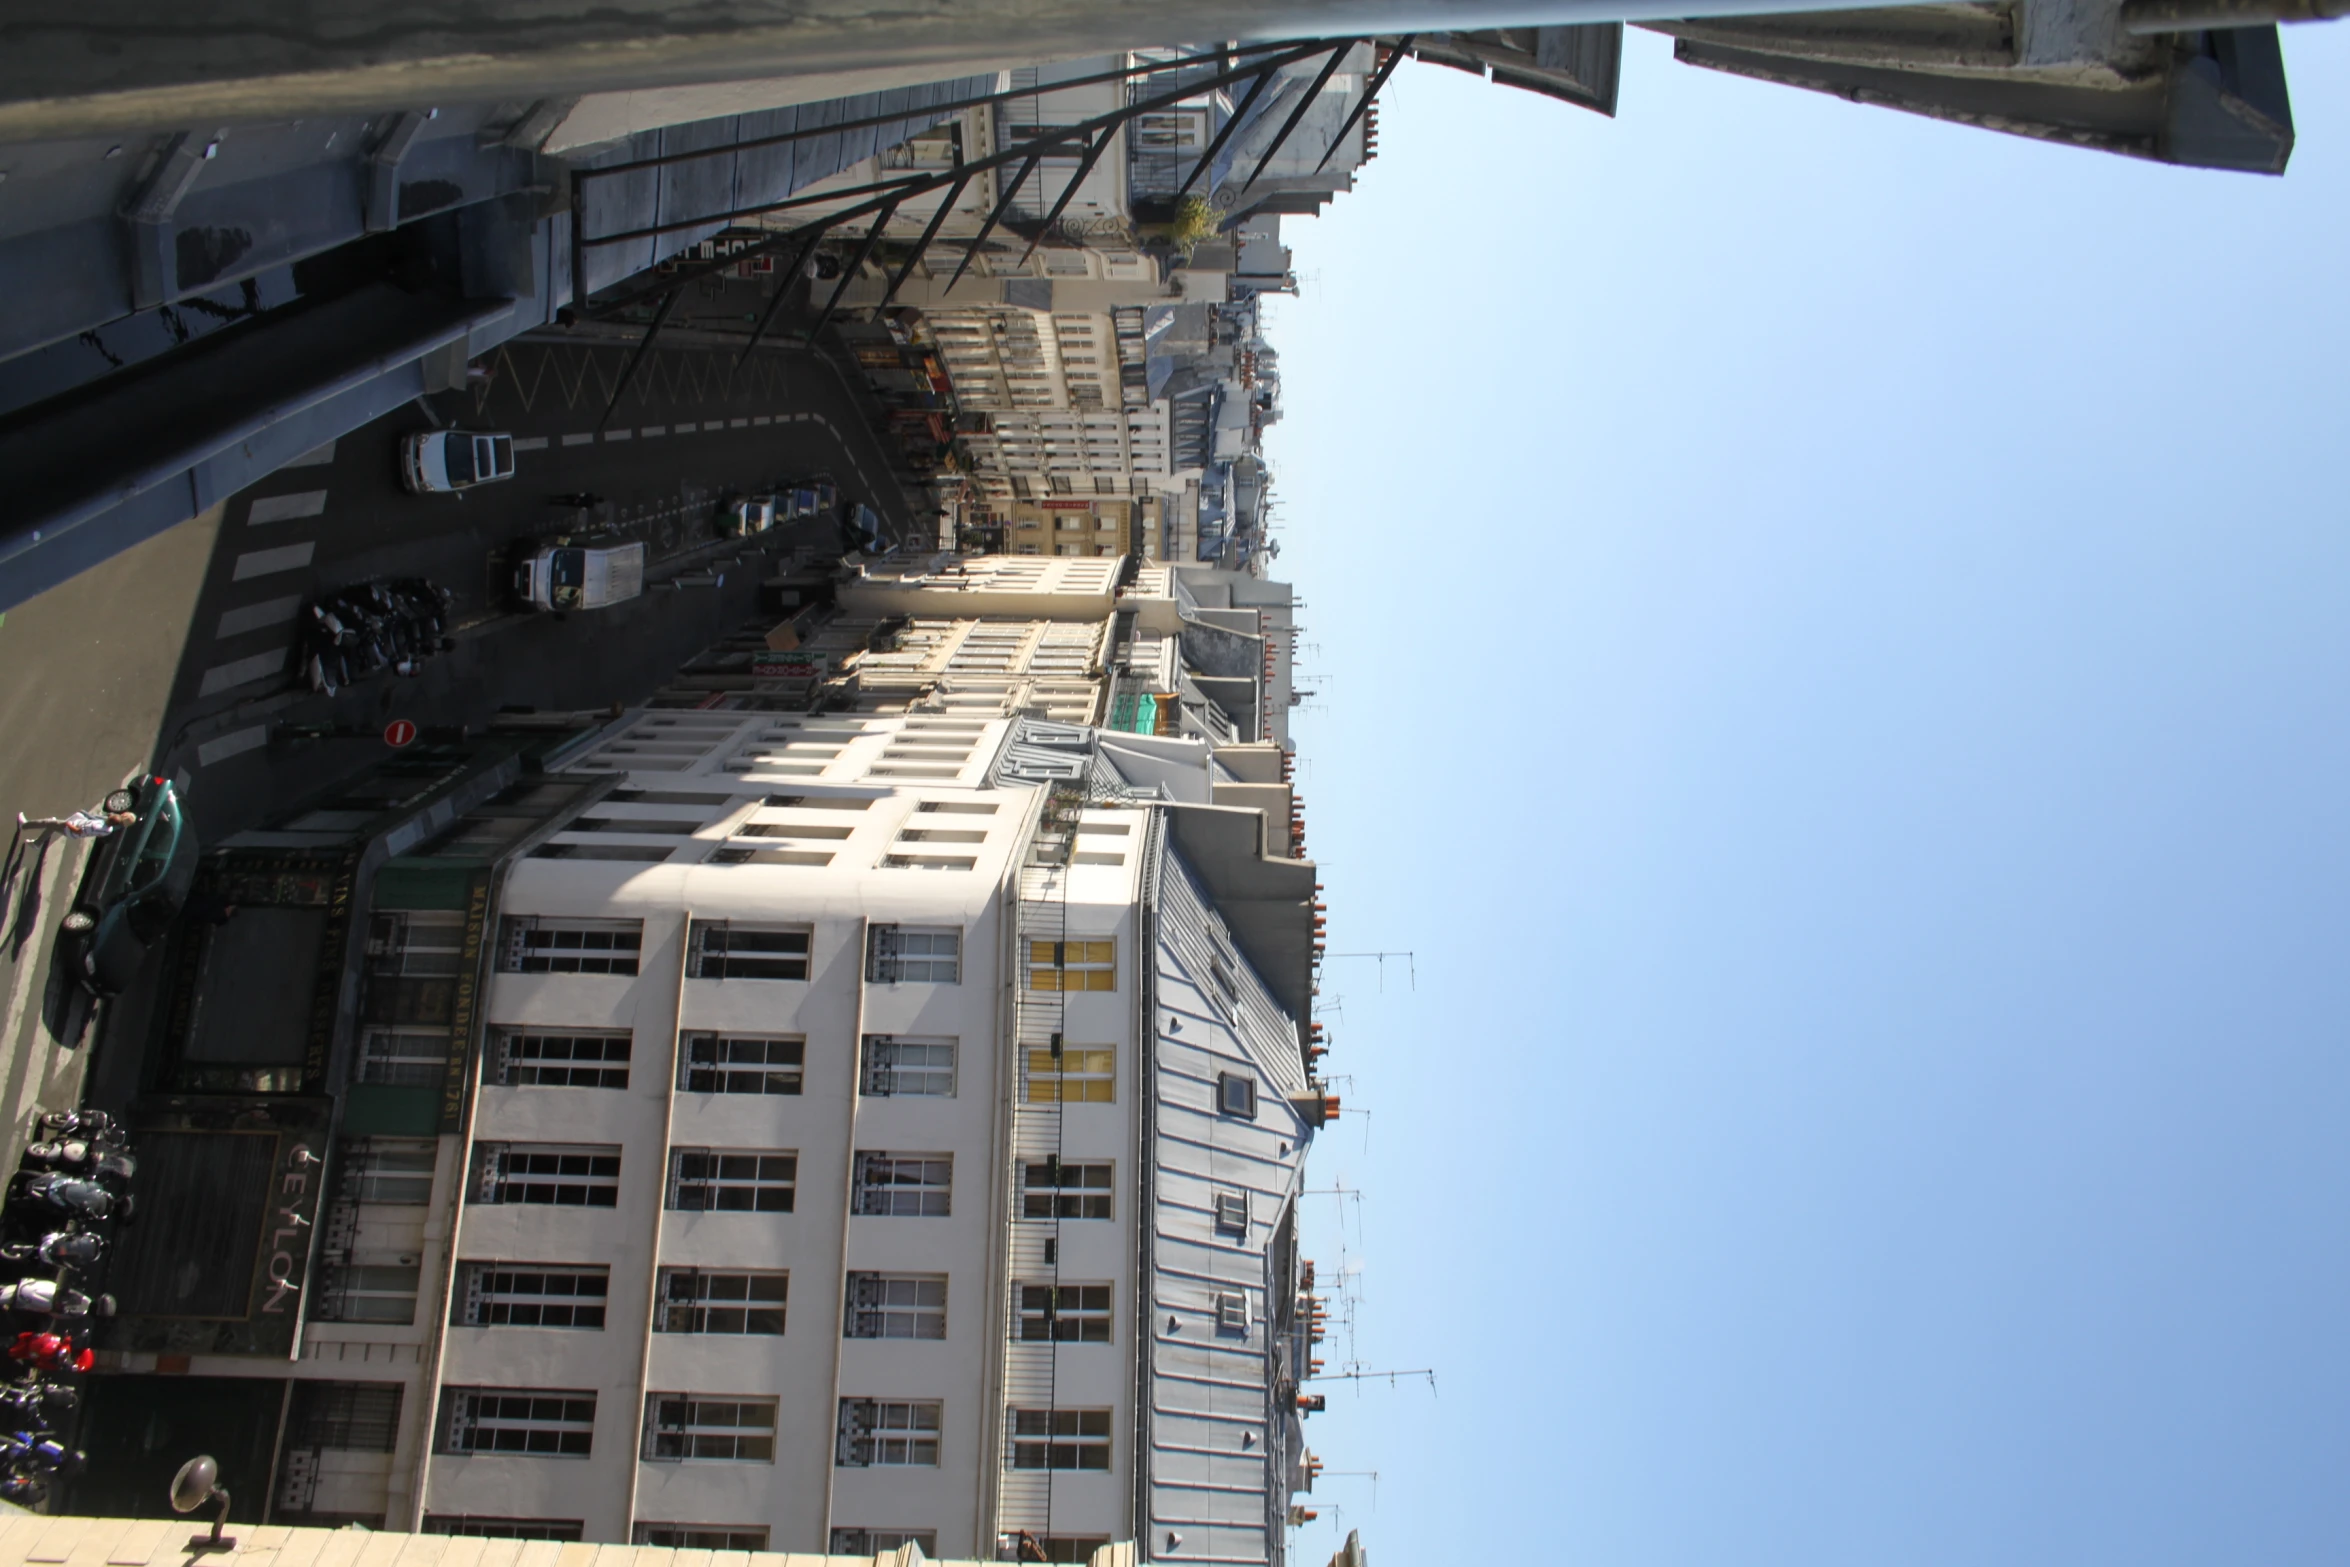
[383,719,418,748]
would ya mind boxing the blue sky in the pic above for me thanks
[1265,27,2349,1567]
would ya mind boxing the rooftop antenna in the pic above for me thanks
[1322,951,1415,991]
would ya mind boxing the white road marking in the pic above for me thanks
[729,418,749,428]
[753,415,771,426]
[283,440,338,468]
[514,436,550,452]
[196,725,270,766]
[216,595,303,639]
[641,426,667,437]
[560,433,594,447]
[674,422,697,433]
[247,490,327,525]
[198,650,289,697]
[605,429,632,441]
[232,542,315,580]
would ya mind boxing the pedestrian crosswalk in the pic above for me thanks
[187,398,879,748]
[246,489,327,524]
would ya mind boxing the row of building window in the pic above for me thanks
[493,917,1123,992]
[436,1026,1118,1102]
[467,1146,1135,1218]
[436,1389,1110,1471]
[452,1266,1140,1343]
[419,1520,952,1557]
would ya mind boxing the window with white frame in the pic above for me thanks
[852,1152,952,1216]
[1025,1045,1113,1103]
[346,1138,436,1204]
[635,1526,768,1551]
[321,1263,419,1324]
[1016,1282,1111,1343]
[1028,938,1114,991]
[666,1149,797,1213]
[829,1531,936,1557]
[867,925,961,983]
[1213,1189,1248,1235]
[455,1263,609,1329]
[676,1032,804,1094]
[497,917,642,975]
[358,1026,449,1087]
[474,1144,621,1207]
[423,1518,583,1542]
[654,1268,787,1334]
[488,1029,631,1089]
[687,920,810,980]
[1007,1408,1111,1471]
[860,1036,956,1097]
[835,1399,942,1467]
[845,1273,947,1339]
[642,1394,777,1461]
[1215,1290,1249,1331]
[1021,1159,1112,1220]
[437,1388,596,1457]
[1218,1071,1258,1119]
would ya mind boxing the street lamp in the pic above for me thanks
[169,1455,235,1553]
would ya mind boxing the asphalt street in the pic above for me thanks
[0,317,924,1149]
[159,326,922,847]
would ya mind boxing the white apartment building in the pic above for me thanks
[108,558,1328,1567]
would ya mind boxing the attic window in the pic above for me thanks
[1217,1072,1257,1119]
[1213,1190,1247,1236]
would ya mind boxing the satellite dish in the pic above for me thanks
[168,1456,217,1514]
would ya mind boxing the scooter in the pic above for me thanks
[21,1140,135,1191]
[6,1331,93,1374]
[0,1231,104,1271]
[0,1281,113,1322]
[0,1384,76,1426]
[6,1172,129,1225]
[34,1109,124,1147]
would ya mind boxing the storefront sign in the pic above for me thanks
[259,1137,324,1317]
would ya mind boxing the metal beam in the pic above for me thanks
[578,40,1331,314]
[874,171,973,317]
[804,201,897,344]
[1316,36,1412,172]
[1177,67,1278,199]
[575,40,1306,182]
[944,154,1039,296]
[1016,128,1117,270]
[596,286,680,433]
[738,225,830,365]
[1240,42,1358,193]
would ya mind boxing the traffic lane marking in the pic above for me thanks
[216,595,303,639]
[247,490,328,525]
[233,542,316,580]
[195,725,269,766]
[198,649,289,697]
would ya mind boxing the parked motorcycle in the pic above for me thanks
[6,1332,93,1375]
[34,1110,124,1147]
[300,578,456,695]
[0,1231,105,1271]
[21,1140,135,1191]
[0,1281,112,1322]
[5,1172,127,1226]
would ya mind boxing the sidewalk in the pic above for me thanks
[0,501,223,1164]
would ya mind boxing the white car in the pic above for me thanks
[724,496,779,535]
[402,429,517,494]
